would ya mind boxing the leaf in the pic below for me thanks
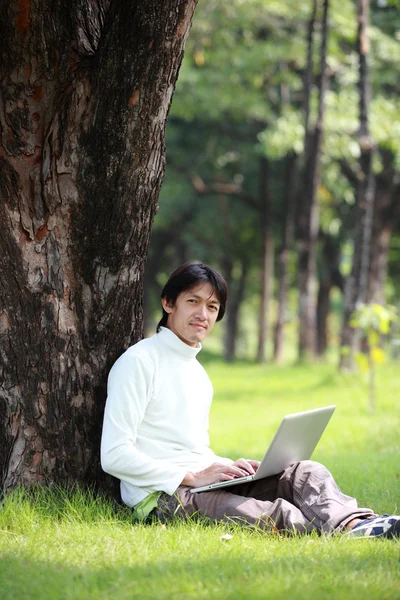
[194,50,205,67]
[367,330,380,347]
[379,318,390,335]
[349,316,359,328]
[355,352,369,373]
[370,347,385,365]
[350,303,398,336]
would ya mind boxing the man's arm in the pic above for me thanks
[181,458,261,488]
[101,352,186,495]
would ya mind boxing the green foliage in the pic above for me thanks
[349,303,398,412]
[147,0,400,352]
[163,0,400,226]
[350,302,397,337]
[258,107,304,158]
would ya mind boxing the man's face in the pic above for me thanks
[162,283,221,347]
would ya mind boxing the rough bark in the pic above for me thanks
[273,152,297,363]
[297,0,329,361]
[0,0,197,491]
[256,157,274,363]
[340,0,375,369]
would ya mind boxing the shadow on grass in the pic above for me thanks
[1,546,400,600]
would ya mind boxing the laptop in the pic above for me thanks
[190,405,336,493]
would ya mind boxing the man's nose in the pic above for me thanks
[195,304,207,320]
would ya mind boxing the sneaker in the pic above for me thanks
[346,514,400,538]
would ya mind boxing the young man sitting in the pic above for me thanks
[101,261,400,538]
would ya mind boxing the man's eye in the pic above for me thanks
[209,305,218,311]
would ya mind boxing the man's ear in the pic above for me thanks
[161,297,174,313]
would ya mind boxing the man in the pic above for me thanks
[101,261,400,538]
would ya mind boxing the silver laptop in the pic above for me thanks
[190,405,336,493]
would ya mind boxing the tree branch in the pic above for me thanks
[337,159,360,188]
[192,175,260,212]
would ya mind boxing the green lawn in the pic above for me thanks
[1,359,400,600]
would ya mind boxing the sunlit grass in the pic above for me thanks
[1,359,400,599]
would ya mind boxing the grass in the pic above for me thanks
[1,359,400,599]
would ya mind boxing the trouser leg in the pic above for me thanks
[224,460,374,532]
[155,483,310,533]
[154,460,374,534]
[275,460,374,532]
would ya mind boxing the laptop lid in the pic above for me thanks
[190,405,335,493]
[252,405,336,481]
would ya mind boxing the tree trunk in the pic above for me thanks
[367,152,396,304]
[303,0,318,139]
[340,0,375,369]
[0,0,197,491]
[256,157,274,363]
[316,234,344,356]
[224,258,249,362]
[297,0,329,361]
[316,279,331,357]
[273,153,297,363]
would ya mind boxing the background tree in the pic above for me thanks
[146,0,400,364]
[296,0,330,361]
[340,0,375,368]
[0,0,197,491]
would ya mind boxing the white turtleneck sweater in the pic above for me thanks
[101,327,229,507]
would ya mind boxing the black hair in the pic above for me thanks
[156,261,228,332]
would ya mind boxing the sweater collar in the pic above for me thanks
[158,326,202,358]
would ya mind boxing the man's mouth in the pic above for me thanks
[190,322,206,329]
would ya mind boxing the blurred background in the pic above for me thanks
[144,0,400,365]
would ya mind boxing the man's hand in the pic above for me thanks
[181,458,260,488]
[233,458,260,473]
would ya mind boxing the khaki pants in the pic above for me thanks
[154,461,374,534]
